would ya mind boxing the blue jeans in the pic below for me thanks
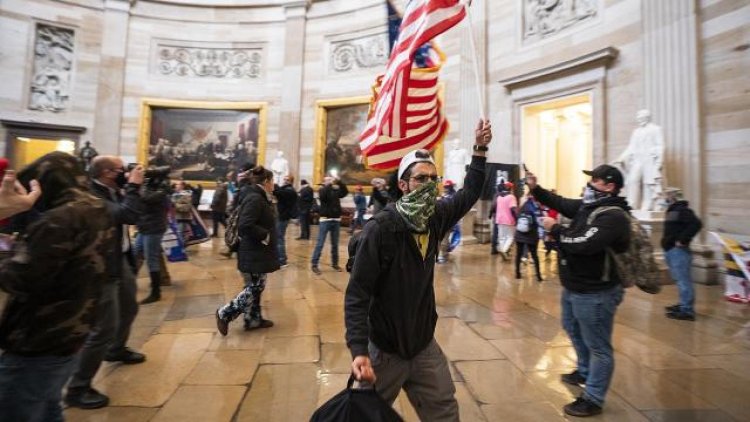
[561,285,624,407]
[277,219,289,265]
[351,210,366,231]
[665,247,694,315]
[0,352,78,422]
[135,232,164,273]
[311,220,340,267]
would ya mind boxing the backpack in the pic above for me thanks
[516,213,532,233]
[224,200,245,250]
[587,206,661,294]
[346,211,401,273]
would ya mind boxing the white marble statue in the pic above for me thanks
[613,109,665,212]
[445,139,470,189]
[270,151,289,186]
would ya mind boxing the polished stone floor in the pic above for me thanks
[58,227,750,422]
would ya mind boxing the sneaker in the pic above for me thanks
[140,293,161,305]
[244,319,274,330]
[65,387,110,409]
[437,258,448,264]
[560,370,586,387]
[280,263,289,269]
[564,396,602,417]
[666,310,695,321]
[332,265,343,272]
[664,304,681,312]
[311,266,322,275]
[216,310,229,336]
[104,347,146,364]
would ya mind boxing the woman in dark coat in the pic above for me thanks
[216,166,280,335]
[514,195,544,282]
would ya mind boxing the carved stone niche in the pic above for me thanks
[153,40,264,79]
[326,27,388,74]
[522,0,601,44]
[29,23,75,113]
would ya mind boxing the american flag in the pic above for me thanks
[360,0,466,170]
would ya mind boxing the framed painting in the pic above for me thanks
[137,99,267,186]
[313,97,444,193]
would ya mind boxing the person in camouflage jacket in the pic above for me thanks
[0,152,114,422]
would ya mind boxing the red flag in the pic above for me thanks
[360,0,465,169]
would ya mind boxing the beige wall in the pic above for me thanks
[2,0,748,240]
[0,0,105,153]
[699,0,750,238]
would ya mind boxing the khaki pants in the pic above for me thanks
[369,339,458,422]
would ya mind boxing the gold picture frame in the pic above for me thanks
[137,98,267,187]
[313,96,444,193]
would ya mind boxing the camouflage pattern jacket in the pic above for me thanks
[0,189,114,356]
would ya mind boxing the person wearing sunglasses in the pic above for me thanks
[345,119,492,421]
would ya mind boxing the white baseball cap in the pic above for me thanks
[397,149,436,180]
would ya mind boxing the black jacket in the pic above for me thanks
[318,182,349,218]
[274,184,299,221]
[211,185,228,214]
[345,155,486,360]
[662,201,702,251]
[298,186,314,211]
[532,186,630,293]
[237,185,281,275]
[136,187,168,235]
[368,188,390,211]
[91,181,143,279]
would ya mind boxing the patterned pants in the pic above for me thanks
[218,273,267,323]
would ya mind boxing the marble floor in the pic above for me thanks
[58,228,750,422]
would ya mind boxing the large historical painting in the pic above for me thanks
[314,97,391,189]
[138,99,266,184]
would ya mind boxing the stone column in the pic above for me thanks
[459,1,490,243]
[641,0,701,214]
[92,0,131,155]
[277,1,309,176]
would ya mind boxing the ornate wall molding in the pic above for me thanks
[521,0,600,44]
[152,40,264,79]
[29,23,75,113]
[327,31,388,74]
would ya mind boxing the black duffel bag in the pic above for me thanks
[310,376,403,422]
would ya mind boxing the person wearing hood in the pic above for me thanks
[661,187,702,321]
[216,166,280,334]
[528,164,630,417]
[345,119,491,421]
[0,152,114,422]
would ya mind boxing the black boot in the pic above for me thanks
[141,272,161,304]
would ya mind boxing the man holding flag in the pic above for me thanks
[346,1,484,417]
[345,120,491,420]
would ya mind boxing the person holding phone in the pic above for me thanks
[0,167,42,220]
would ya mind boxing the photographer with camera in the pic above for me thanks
[135,167,172,304]
[66,156,147,410]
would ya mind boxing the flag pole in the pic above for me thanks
[463,0,486,121]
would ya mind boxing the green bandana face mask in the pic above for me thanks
[396,180,438,233]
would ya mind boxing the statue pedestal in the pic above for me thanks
[460,208,478,245]
[690,243,719,285]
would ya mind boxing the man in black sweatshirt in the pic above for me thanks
[311,176,348,274]
[530,164,630,418]
[345,119,492,421]
[661,187,702,321]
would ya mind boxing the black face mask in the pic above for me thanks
[115,170,128,188]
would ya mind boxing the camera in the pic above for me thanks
[128,163,172,190]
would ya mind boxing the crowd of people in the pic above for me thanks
[0,116,707,420]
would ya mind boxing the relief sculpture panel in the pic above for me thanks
[522,0,599,44]
[29,24,74,112]
[329,33,388,73]
[155,43,263,79]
